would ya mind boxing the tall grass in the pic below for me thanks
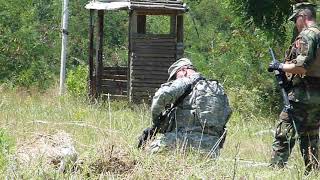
[0,88,319,179]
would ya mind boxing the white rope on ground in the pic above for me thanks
[27,120,119,134]
[218,158,293,169]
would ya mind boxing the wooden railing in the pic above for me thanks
[101,66,128,96]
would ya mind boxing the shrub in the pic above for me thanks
[66,65,88,97]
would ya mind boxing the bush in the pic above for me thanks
[66,65,88,97]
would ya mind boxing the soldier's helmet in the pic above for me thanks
[167,58,194,81]
[288,2,317,21]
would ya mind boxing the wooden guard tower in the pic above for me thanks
[85,0,188,102]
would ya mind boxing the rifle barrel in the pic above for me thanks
[269,48,277,63]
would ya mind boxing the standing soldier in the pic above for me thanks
[268,3,320,172]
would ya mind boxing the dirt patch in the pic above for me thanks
[90,156,136,174]
[88,145,136,175]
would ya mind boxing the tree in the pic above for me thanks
[228,0,294,41]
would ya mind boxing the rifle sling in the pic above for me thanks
[138,77,204,149]
[153,77,204,130]
[138,78,195,148]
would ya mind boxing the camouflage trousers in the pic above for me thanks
[271,102,320,171]
[147,130,222,158]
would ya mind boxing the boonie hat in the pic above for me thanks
[288,2,316,21]
[167,58,194,81]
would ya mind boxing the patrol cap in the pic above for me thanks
[167,58,194,81]
[288,2,317,21]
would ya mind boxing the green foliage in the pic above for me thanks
[103,11,129,67]
[182,0,290,116]
[0,0,60,89]
[104,11,128,48]
[227,0,292,41]
[0,0,300,113]
[0,129,14,172]
[66,65,88,97]
[146,15,171,34]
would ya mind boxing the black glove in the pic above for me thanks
[137,127,156,149]
[267,61,283,72]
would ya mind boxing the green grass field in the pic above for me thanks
[0,88,319,179]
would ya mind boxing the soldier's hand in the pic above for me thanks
[268,61,284,72]
[137,127,155,149]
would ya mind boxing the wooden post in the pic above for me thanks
[137,15,146,34]
[177,15,183,43]
[88,9,95,98]
[176,15,184,59]
[95,10,104,97]
[59,0,69,95]
[129,12,137,102]
[170,15,177,35]
[128,11,133,101]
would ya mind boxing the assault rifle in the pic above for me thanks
[137,76,204,149]
[268,48,292,113]
[137,106,176,149]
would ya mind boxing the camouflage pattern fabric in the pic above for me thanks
[271,25,320,170]
[148,73,231,156]
[286,25,320,104]
[271,102,320,170]
[294,25,319,70]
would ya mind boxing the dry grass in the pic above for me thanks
[1,88,320,179]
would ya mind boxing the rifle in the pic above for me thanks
[268,48,292,113]
[269,48,300,141]
[137,105,176,149]
[137,76,204,149]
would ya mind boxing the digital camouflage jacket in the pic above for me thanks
[149,73,231,153]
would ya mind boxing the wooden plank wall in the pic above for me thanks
[101,67,128,97]
[130,35,177,102]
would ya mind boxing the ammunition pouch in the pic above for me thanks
[289,76,320,104]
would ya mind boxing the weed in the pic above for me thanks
[0,89,315,179]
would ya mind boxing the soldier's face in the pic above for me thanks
[176,67,187,79]
[176,66,196,79]
[295,15,306,32]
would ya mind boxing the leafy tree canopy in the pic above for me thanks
[227,0,317,41]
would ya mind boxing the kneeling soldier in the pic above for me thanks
[138,58,232,157]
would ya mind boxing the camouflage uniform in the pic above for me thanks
[147,59,231,156]
[271,12,320,170]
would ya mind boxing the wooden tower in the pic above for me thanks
[85,0,188,102]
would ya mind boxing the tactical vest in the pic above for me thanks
[305,27,320,77]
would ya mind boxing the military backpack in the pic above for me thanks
[191,80,232,135]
